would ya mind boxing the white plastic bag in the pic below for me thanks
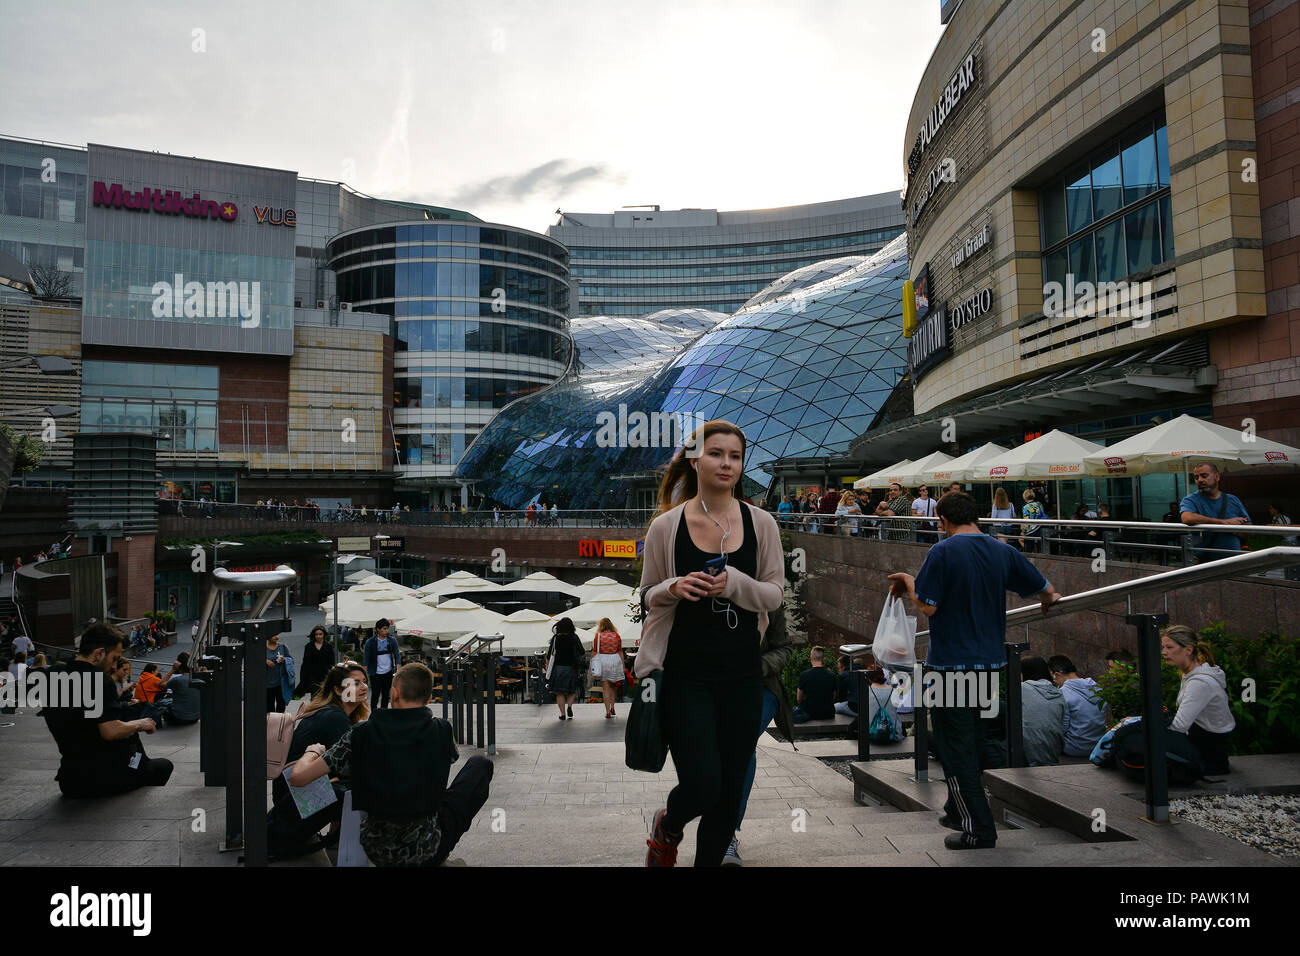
[872,595,917,668]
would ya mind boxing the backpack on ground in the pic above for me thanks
[1110,718,1204,786]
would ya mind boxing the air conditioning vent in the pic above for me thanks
[316,299,327,309]
[340,302,353,312]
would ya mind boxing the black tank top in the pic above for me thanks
[665,502,762,682]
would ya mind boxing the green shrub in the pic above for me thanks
[1091,623,1298,755]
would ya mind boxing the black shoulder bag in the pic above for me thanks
[625,592,668,772]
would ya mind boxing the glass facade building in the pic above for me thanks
[325,223,572,481]
[549,194,906,317]
[456,235,911,507]
[0,139,89,299]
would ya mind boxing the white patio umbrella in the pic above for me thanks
[344,570,383,584]
[564,591,640,629]
[415,570,493,597]
[392,597,506,640]
[854,458,914,490]
[346,580,416,596]
[972,430,1106,482]
[320,592,432,628]
[499,571,581,594]
[417,578,504,604]
[922,443,1010,484]
[1082,414,1300,476]
[571,576,635,603]
[895,450,954,487]
[448,609,556,656]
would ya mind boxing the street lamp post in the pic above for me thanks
[316,539,343,661]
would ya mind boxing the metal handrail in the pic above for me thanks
[782,512,1297,535]
[914,545,1300,641]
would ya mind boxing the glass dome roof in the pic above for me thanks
[456,234,910,508]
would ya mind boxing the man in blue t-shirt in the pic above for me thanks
[888,492,1059,850]
[1179,461,1250,561]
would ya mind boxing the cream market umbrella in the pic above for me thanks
[344,570,383,584]
[392,598,506,640]
[1081,414,1300,476]
[564,591,640,629]
[417,578,504,604]
[921,443,1009,484]
[321,592,431,628]
[500,571,581,594]
[346,580,416,597]
[895,450,953,487]
[972,430,1105,482]
[415,571,495,598]
[572,576,635,603]
[448,609,556,656]
[854,458,914,490]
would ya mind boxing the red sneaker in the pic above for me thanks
[646,808,680,867]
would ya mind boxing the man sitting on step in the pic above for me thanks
[290,662,493,866]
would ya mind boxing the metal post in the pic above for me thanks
[912,660,928,783]
[856,668,870,762]
[1005,640,1030,769]
[240,620,268,867]
[197,652,224,786]
[475,655,486,750]
[486,653,498,755]
[1128,612,1170,823]
[220,640,241,851]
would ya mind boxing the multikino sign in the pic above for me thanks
[93,181,237,221]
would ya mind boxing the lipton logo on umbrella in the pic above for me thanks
[1264,451,1289,462]
[990,466,1008,477]
[1104,456,1127,473]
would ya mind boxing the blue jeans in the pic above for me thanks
[735,689,780,830]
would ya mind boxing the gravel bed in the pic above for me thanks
[821,758,855,781]
[1170,793,1300,859]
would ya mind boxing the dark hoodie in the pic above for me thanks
[350,707,457,816]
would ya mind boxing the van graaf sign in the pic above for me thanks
[93,181,237,221]
[950,223,990,270]
[908,306,949,379]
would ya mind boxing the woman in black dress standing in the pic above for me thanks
[546,618,586,720]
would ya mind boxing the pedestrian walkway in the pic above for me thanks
[0,692,1289,867]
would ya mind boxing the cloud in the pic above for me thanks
[442,159,626,208]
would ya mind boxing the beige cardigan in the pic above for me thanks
[635,500,786,677]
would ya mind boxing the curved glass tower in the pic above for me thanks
[456,234,910,508]
[325,223,571,489]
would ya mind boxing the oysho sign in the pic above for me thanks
[951,287,993,330]
[93,181,236,221]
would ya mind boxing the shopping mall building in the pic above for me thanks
[0,136,569,508]
[550,195,904,316]
[815,0,1299,518]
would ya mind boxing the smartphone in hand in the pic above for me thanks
[703,554,727,576]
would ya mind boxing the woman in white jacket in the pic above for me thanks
[1160,625,1236,774]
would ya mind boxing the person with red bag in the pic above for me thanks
[590,618,627,719]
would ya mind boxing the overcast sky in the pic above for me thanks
[0,0,947,233]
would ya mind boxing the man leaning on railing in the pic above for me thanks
[1179,462,1250,562]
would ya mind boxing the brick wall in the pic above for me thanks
[219,354,290,451]
[1209,0,1300,449]
[113,533,157,619]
